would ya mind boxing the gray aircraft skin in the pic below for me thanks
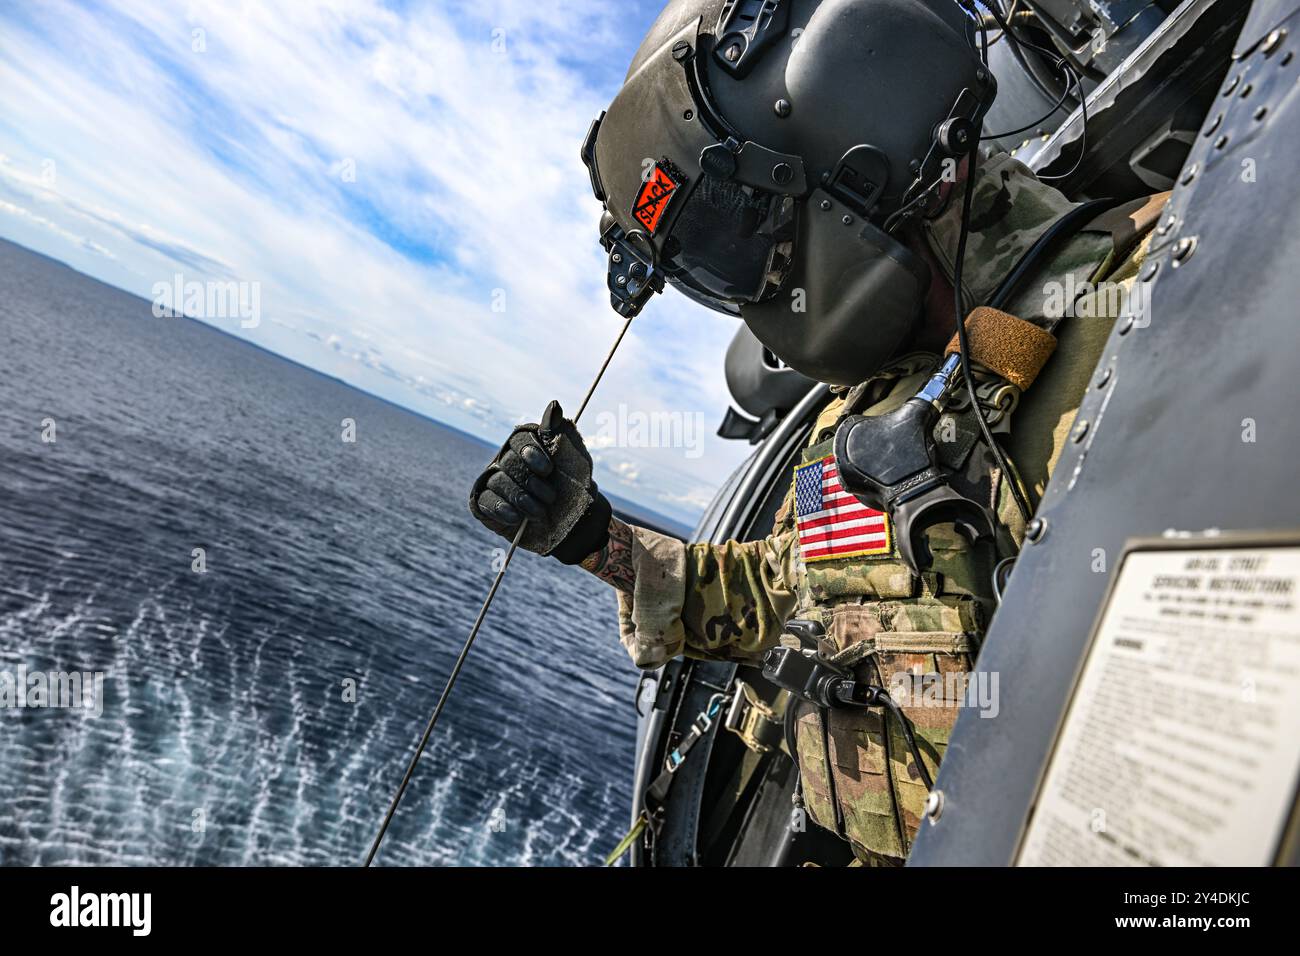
[625,0,1300,867]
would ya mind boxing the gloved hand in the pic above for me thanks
[468,401,612,565]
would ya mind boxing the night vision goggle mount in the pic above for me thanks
[599,218,664,319]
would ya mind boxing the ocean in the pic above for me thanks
[0,239,643,866]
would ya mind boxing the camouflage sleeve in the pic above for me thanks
[615,525,799,670]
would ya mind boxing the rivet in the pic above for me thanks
[611,252,622,264]
[1223,74,1241,96]
[1283,51,1294,66]
[1180,162,1199,186]
[1072,419,1090,443]
[774,98,792,118]
[1140,259,1160,282]
[820,199,832,211]
[1172,235,1197,265]
[683,109,694,121]
[1095,367,1112,389]
[1156,216,1176,237]
[771,162,793,185]
[1118,314,1135,335]
[1254,105,1269,121]
[1025,517,1047,543]
[1262,28,1286,56]
[1214,134,1230,150]
[1203,113,1223,137]
[842,215,853,225]
[924,789,944,823]
[1240,82,1254,98]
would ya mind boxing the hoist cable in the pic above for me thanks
[363,313,635,867]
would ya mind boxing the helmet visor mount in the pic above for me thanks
[584,16,807,318]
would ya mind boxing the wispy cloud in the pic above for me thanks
[0,0,751,524]
[0,159,233,273]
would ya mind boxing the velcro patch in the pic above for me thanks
[632,162,683,234]
[793,454,892,561]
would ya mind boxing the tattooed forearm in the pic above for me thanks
[581,517,636,594]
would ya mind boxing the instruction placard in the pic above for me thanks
[1017,541,1300,866]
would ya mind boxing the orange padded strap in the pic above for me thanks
[945,307,1057,392]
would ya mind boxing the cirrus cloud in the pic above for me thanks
[0,0,752,525]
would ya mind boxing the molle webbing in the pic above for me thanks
[944,307,1057,392]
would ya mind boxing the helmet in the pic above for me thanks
[581,0,996,385]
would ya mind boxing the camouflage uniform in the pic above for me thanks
[615,153,1165,863]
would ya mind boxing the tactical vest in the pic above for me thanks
[771,358,994,863]
[769,192,1169,863]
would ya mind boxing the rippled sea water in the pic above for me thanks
[0,240,639,866]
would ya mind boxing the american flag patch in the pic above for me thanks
[794,454,891,561]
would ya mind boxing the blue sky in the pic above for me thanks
[0,0,752,524]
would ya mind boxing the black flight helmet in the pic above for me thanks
[581,0,996,385]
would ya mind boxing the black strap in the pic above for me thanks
[645,692,728,811]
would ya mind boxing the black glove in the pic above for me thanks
[468,401,612,565]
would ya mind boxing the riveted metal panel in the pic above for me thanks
[911,0,1300,866]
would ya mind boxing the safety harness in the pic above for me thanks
[604,190,1169,866]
